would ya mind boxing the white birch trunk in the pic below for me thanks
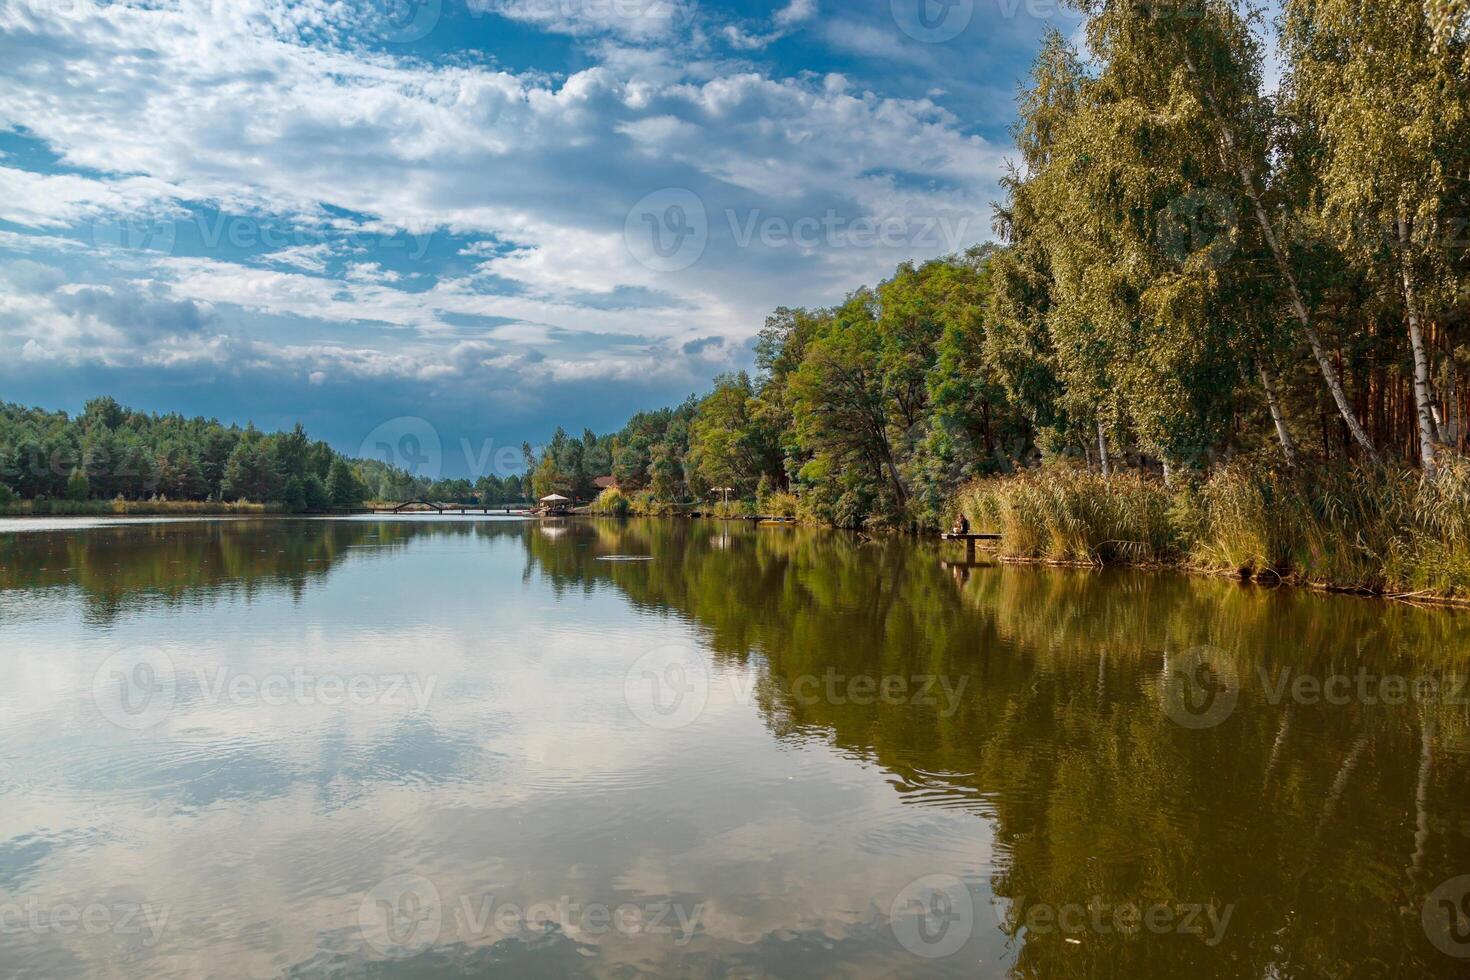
[1398,218,1440,479]
[1180,49,1380,461]
[1259,363,1300,467]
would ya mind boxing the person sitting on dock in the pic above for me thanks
[952,514,970,536]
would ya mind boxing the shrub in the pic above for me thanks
[759,489,800,518]
[707,498,753,519]
[591,487,633,516]
[628,490,681,516]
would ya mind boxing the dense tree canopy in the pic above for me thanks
[533,249,1026,529]
[0,398,373,511]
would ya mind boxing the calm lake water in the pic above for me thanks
[1,516,1469,977]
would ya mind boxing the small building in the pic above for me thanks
[593,476,619,492]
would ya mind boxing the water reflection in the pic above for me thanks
[0,517,1466,977]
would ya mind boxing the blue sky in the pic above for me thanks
[0,0,1083,477]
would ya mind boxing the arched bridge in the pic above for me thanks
[376,499,531,515]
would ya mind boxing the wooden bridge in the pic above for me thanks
[375,499,532,515]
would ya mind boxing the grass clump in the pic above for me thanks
[957,463,1178,565]
[956,454,1470,598]
[759,489,801,519]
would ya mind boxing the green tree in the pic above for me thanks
[326,459,365,510]
[688,372,781,497]
[66,466,90,502]
[1282,0,1467,476]
[303,473,331,511]
[790,293,909,517]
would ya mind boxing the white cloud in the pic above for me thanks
[265,243,334,273]
[819,18,919,62]
[721,0,816,49]
[471,0,696,40]
[0,0,1007,402]
[343,261,402,283]
[774,0,818,29]
[0,166,179,229]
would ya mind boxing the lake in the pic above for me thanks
[1,516,1468,977]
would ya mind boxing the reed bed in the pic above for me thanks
[955,456,1470,599]
[958,465,1179,565]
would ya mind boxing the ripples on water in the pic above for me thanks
[0,516,1468,978]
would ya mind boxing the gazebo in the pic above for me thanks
[539,493,571,515]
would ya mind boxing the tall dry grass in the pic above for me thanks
[957,464,1178,565]
[955,456,1470,598]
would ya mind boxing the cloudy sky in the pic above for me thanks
[0,0,1079,475]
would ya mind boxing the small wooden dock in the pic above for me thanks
[941,532,1001,561]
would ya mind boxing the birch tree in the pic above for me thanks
[1070,0,1382,459]
[1282,0,1468,477]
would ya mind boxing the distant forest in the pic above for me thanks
[0,397,523,510]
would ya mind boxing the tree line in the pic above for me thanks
[528,249,1021,527]
[988,0,1468,481]
[0,397,537,511]
[532,0,1468,529]
[0,397,374,511]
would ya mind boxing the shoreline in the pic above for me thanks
[5,506,1466,610]
[977,550,1470,610]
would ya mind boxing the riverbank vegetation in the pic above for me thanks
[524,0,1469,596]
[958,457,1470,597]
[0,497,278,517]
